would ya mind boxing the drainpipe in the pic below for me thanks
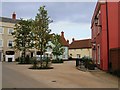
[106,1,110,71]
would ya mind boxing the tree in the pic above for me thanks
[52,34,64,60]
[12,19,33,63]
[33,6,53,67]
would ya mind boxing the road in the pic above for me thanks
[2,61,119,88]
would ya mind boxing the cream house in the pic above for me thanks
[0,12,20,62]
[0,13,69,62]
[69,39,92,59]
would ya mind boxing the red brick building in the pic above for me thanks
[91,1,120,72]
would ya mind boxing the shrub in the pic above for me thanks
[18,56,32,64]
[15,57,19,62]
[29,57,53,70]
[25,55,31,64]
[31,57,39,69]
[52,59,63,63]
[81,57,95,70]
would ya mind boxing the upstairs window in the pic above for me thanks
[0,27,4,34]
[8,40,13,47]
[8,28,14,35]
[0,40,3,47]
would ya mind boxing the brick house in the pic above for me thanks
[91,1,120,72]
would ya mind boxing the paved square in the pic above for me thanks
[2,61,118,88]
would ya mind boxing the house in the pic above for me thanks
[91,1,120,72]
[69,38,92,59]
[46,31,69,60]
[0,13,69,61]
[60,31,69,60]
[0,12,20,62]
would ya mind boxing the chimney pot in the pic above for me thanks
[67,40,69,44]
[12,12,16,20]
[61,31,64,36]
[72,38,75,42]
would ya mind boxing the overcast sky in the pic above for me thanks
[2,2,97,43]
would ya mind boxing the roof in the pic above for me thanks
[0,17,20,24]
[60,32,69,47]
[69,39,92,49]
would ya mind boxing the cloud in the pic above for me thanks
[2,2,96,23]
[2,2,96,41]
[49,21,91,43]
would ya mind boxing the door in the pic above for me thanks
[31,52,33,57]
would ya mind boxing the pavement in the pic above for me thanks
[2,61,119,88]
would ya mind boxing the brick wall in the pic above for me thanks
[110,48,120,72]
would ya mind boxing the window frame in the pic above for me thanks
[8,28,14,35]
[0,27,4,34]
[0,39,3,47]
[7,40,14,47]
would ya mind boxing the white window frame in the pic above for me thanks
[7,40,14,47]
[0,27,4,34]
[97,44,100,64]
[8,28,14,35]
[0,39,3,47]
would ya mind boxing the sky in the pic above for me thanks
[1,2,97,43]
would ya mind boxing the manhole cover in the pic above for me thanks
[52,80,56,82]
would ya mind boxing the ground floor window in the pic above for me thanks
[0,51,1,61]
[77,54,80,58]
[97,44,100,64]
[6,51,15,55]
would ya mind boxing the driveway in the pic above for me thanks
[2,61,119,88]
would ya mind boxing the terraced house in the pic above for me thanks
[0,13,69,62]
[0,12,20,62]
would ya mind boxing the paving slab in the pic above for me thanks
[2,61,119,88]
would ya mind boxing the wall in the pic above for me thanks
[0,21,20,61]
[119,1,120,48]
[100,3,109,71]
[69,48,92,58]
[108,2,119,49]
[62,46,68,60]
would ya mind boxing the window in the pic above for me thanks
[77,54,80,58]
[8,28,14,35]
[0,40,3,47]
[0,27,4,34]
[8,40,13,47]
[97,44,100,64]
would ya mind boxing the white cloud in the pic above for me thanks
[2,0,98,2]
[49,21,91,43]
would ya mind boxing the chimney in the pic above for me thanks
[67,40,69,44]
[72,38,75,42]
[61,31,64,36]
[12,12,16,20]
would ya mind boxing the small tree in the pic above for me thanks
[33,6,53,67]
[52,34,64,60]
[12,19,33,63]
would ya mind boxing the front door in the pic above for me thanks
[31,52,33,57]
